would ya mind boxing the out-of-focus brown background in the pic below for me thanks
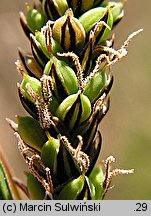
[0,0,150,199]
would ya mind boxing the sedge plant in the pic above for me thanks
[0,0,142,200]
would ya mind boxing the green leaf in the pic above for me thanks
[0,161,13,200]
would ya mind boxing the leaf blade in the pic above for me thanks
[0,160,13,200]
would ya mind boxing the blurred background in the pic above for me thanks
[0,0,150,199]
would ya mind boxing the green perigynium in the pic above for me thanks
[3,0,142,200]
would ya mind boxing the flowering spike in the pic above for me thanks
[3,0,142,200]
